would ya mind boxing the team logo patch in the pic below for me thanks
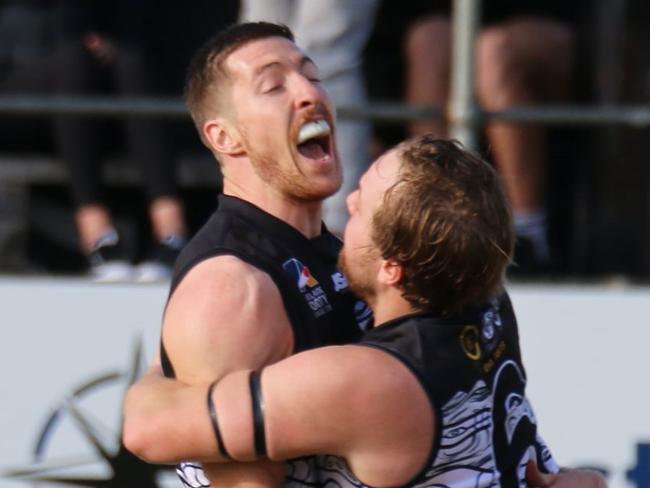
[282,258,332,318]
[460,325,482,361]
[460,301,507,372]
[283,258,319,291]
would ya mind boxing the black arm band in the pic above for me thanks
[207,380,233,460]
[249,370,267,457]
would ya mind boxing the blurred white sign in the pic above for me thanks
[0,278,648,488]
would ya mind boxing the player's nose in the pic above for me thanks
[293,74,325,111]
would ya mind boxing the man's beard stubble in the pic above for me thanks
[338,247,377,307]
[242,129,341,202]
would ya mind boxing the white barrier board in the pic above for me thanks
[512,284,650,488]
[0,278,170,487]
[0,278,648,487]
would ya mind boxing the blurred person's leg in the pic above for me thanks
[75,205,113,253]
[239,0,294,24]
[52,38,133,281]
[475,17,574,269]
[404,15,451,137]
[293,0,379,235]
[52,39,106,248]
[112,40,187,281]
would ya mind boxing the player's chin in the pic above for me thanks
[293,176,341,202]
[313,171,342,198]
[307,183,341,201]
[296,162,341,194]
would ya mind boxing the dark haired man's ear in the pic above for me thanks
[204,119,244,156]
[378,258,403,286]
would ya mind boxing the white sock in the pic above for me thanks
[161,233,187,250]
[92,228,120,250]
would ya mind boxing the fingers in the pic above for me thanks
[525,460,557,487]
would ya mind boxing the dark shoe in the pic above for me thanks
[508,236,552,278]
[88,230,134,282]
[134,234,186,283]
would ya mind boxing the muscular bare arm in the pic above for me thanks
[126,344,435,487]
[163,256,294,382]
[526,463,608,488]
[123,255,293,487]
[125,337,605,488]
[244,345,434,487]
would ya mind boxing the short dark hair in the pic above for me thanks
[372,136,514,315]
[184,22,294,135]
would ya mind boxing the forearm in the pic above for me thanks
[552,469,607,488]
[123,365,310,465]
[123,365,218,464]
[123,256,297,488]
[526,462,608,488]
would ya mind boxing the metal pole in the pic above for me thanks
[4,96,650,127]
[449,0,481,150]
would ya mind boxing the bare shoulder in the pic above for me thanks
[164,255,294,382]
[264,345,434,487]
[168,254,277,304]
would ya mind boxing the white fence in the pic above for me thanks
[0,278,648,487]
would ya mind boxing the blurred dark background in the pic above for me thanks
[0,0,649,280]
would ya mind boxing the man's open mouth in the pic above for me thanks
[296,120,332,161]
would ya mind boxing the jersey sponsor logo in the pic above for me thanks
[282,258,332,318]
[331,271,348,292]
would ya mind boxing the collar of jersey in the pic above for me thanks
[218,194,330,247]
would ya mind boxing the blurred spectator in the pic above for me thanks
[0,0,56,151]
[240,0,380,236]
[402,0,579,273]
[52,1,188,282]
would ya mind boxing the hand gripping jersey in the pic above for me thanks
[159,194,370,488]
[287,293,558,488]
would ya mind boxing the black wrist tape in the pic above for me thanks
[249,370,267,457]
[207,380,233,460]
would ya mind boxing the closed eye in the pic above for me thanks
[265,85,283,93]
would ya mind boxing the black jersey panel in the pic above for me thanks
[317,292,558,487]
[160,195,367,378]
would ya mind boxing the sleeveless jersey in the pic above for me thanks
[160,194,371,488]
[161,194,370,377]
[287,293,558,488]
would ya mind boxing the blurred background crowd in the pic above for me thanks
[1,0,649,282]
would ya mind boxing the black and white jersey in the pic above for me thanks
[288,293,558,488]
[159,194,370,488]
